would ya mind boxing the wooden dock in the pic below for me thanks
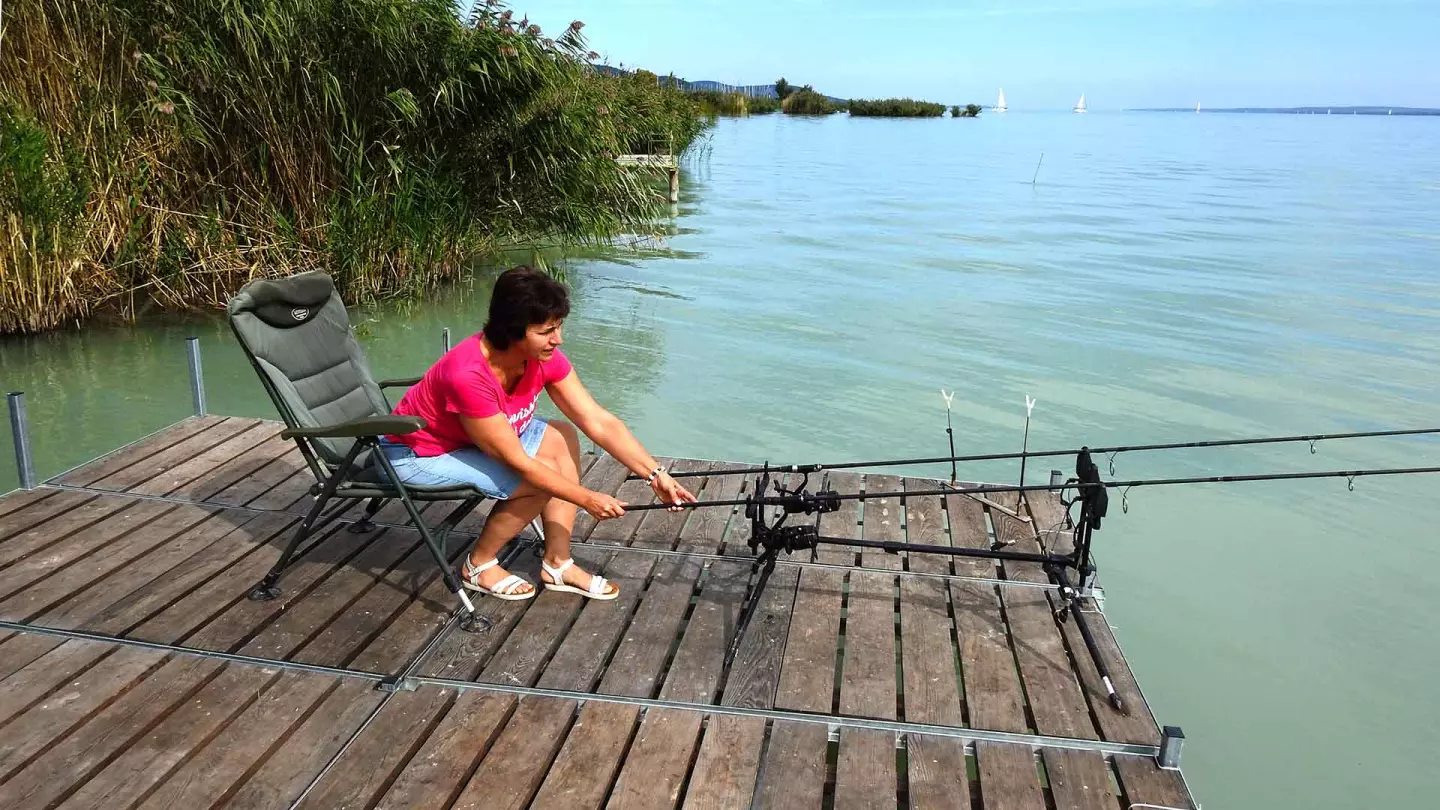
[0,415,1197,809]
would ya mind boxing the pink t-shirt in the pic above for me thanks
[388,335,573,456]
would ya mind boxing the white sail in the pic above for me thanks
[1073,94,1087,113]
[1195,102,1201,113]
[994,88,1008,112]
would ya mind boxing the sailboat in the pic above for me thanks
[1195,102,1201,113]
[1073,94,1087,113]
[994,88,1008,113]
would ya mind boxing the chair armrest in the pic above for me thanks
[378,376,423,389]
[281,415,426,440]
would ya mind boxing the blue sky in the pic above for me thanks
[475,1,1440,109]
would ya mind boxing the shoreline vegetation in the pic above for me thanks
[0,0,709,335]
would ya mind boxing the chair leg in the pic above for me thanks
[372,448,490,633]
[248,446,361,602]
[347,497,385,534]
[248,486,333,601]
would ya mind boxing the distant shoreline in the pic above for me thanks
[1133,106,1440,116]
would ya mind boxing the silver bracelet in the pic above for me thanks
[646,465,665,484]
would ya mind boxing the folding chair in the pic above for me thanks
[227,270,507,631]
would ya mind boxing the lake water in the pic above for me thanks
[3,111,1439,808]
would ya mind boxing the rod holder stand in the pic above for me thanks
[185,337,207,416]
[7,392,37,490]
[1158,725,1185,769]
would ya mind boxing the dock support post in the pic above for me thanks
[668,168,679,203]
[1158,726,1185,769]
[442,327,452,354]
[186,337,207,416]
[1049,469,1064,487]
[7,392,37,490]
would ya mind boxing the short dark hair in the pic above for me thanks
[483,265,571,349]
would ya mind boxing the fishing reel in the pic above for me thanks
[743,466,841,555]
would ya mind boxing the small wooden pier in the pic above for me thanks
[0,415,1197,809]
[617,151,680,203]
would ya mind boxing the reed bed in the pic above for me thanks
[0,0,709,333]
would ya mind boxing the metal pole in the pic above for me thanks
[185,337,206,416]
[7,392,37,490]
[442,327,452,354]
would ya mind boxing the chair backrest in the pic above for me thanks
[226,271,390,468]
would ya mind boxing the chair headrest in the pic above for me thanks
[228,271,336,328]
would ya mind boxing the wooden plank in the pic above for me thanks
[1047,595,1159,745]
[773,472,850,714]
[720,564,799,710]
[755,721,828,809]
[575,454,638,542]
[992,495,1096,741]
[693,464,746,556]
[204,448,305,507]
[1024,490,1074,556]
[54,415,227,486]
[222,679,385,810]
[88,417,260,492]
[900,482,963,728]
[0,496,156,597]
[170,430,296,502]
[0,510,295,683]
[839,474,901,720]
[834,727,897,810]
[52,662,299,810]
[525,701,635,809]
[372,690,515,809]
[631,458,707,550]
[1112,755,1195,810]
[0,640,159,730]
[133,669,344,810]
[533,554,653,691]
[863,473,904,570]
[608,707,706,810]
[1041,749,1120,810]
[907,733,971,810]
[448,695,578,810]
[0,487,59,519]
[946,493,1027,734]
[0,489,97,551]
[681,714,767,810]
[975,742,1046,810]
[0,501,209,613]
[48,519,446,810]
[128,421,280,496]
[658,559,748,705]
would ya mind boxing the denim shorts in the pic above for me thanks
[378,417,549,500]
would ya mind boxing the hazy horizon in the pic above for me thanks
[478,1,1440,110]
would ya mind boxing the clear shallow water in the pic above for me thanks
[3,112,1440,808]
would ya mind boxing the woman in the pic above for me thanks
[380,266,696,600]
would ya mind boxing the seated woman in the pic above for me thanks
[381,266,695,600]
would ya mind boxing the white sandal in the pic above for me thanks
[541,558,619,601]
[460,557,535,601]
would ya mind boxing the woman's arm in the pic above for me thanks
[546,371,696,507]
[458,413,626,518]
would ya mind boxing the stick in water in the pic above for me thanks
[1032,153,1044,185]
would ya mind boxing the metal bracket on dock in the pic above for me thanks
[1157,725,1185,769]
[376,676,419,694]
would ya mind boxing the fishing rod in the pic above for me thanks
[626,461,1440,513]
[636,425,1440,480]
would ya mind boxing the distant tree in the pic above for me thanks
[966,103,982,117]
[775,77,793,100]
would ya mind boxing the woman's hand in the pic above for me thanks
[651,471,698,512]
[584,491,628,520]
